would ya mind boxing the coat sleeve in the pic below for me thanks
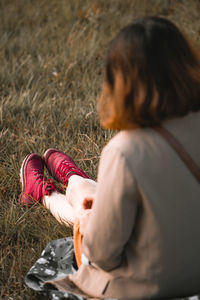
[82,144,140,271]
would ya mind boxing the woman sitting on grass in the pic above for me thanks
[19,16,200,299]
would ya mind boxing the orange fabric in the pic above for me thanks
[73,220,83,268]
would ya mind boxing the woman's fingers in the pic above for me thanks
[82,197,94,209]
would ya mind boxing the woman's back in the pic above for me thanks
[78,111,200,299]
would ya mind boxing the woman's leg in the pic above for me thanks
[43,192,75,226]
[42,148,97,229]
[43,175,97,228]
[66,175,97,219]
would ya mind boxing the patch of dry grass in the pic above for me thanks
[1,0,200,298]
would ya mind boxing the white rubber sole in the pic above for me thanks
[19,153,42,204]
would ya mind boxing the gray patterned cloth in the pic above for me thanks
[25,237,200,300]
[25,237,86,300]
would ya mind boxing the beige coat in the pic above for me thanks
[49,112,200,299]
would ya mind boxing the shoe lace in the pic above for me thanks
[32,168,44,182]
[43,179,58,196]
[58,160,81,184]
[32,168,60,196]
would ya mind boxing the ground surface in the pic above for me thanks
[0,0,200,299]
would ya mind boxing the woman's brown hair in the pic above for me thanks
[98,16,200,129]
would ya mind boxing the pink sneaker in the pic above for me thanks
[19,153,57,205]
[43,148,90,185]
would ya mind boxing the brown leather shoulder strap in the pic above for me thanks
[154,127,200,184]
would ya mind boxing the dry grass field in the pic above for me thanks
[0,0,200,299]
